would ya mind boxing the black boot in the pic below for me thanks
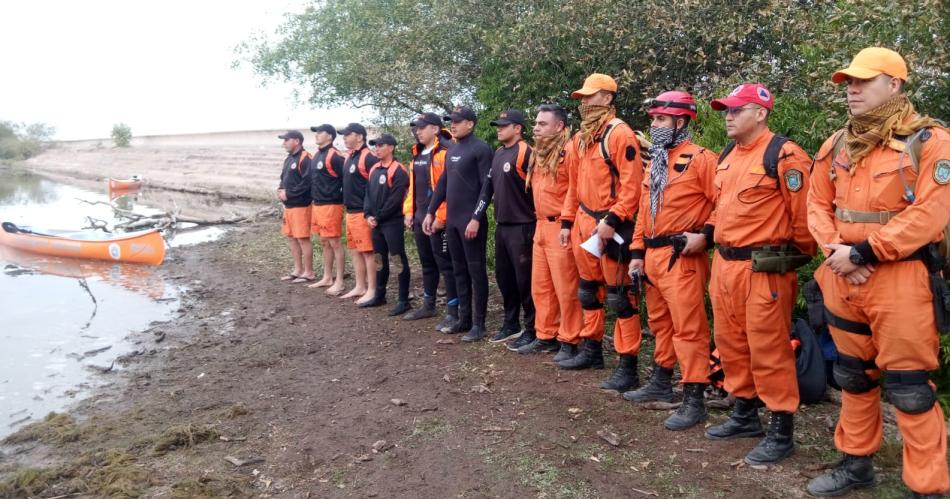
[600,355,639,392]
[461,325,487,343]
[436,303,459,332]
[556,339,604,370]
[705,396,764,440]
[805,454,875,497]
[516,337,559,355]
[622,363,673,402]
[664,383,708,431]
[388,301,411,316]
[507,328,535,351]
[552,342,578,363]
[403,295,435,320]
[744,411,794,465]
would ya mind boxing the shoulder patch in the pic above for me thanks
[934,159,950,185]
[625,145,636,161]
[784,169,803,192]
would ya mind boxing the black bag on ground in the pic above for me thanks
[792,318,827,405]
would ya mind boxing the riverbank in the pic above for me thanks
[0,219,917,498]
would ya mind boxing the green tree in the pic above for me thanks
[111,123,132,148]
[0,120,55,160]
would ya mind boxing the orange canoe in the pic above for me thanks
[108,176,143,190]
[0,222,165,266]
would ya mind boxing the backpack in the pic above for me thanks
[597,118,626,199]
[717,134,791,185]
[825,126,950,273]
[791,318,827,404]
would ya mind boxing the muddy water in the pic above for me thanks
[0,170,256,438]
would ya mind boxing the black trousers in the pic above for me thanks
[412,224,458,303]
[372,220,410,302]
[445,222,488,327]
[495,222,536,332]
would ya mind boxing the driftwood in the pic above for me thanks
[76,198,278,233]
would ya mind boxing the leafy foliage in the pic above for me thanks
[111,123,132,148]
[0,121,55,160]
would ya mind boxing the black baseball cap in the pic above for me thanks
[490,109,525,127]
[369,133,397,147]
[411,112,443,128]
[310,124,336,139]
[443,106,477,123]
[337,123,367,137]
[278,130,304,142]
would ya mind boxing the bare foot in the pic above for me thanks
[355,291,376,305]
[309,276,333,288]
[280,272,301,281]
[340,287,365,299]
[325,282,345,296]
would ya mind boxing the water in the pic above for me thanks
[0,170,246,438]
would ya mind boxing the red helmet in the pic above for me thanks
[647,91,697,120]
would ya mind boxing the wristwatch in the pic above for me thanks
[848,246,865,265]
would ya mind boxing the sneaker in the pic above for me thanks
[461,325,487,343]
[507,329,536,351]
[516,338,559,354]
[489,324,522,344]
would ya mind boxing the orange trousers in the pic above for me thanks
[532,219,583,344]
[709,255,799,412]
[571,210,641,355]
[644,246,711,383]
[815,262,949,494]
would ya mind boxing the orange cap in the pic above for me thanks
[571,73,618,99]
[832,47,908,84]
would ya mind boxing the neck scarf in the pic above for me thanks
[578,104,615,150]
[845,94,938,171]
[527,128,572,187]
[647,126,691,223]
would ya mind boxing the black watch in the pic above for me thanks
[848,246,865,265]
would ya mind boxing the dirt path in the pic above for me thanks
[0,221,910,498]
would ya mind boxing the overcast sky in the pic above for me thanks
[0,1,366,140]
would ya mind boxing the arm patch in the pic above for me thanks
[784,169,803,192]
[625,145,636,161]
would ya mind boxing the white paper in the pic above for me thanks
[580,233,626,258]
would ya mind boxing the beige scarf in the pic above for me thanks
[578,104,615,151]
[845,94,939,171]
[527,128,572,187]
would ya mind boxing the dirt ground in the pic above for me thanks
[0,220,917,498]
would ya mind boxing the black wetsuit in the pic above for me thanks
[428,132,493,328]
[410,140,457,305]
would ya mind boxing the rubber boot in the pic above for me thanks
[622,363,674,402]
[705,396,764,440]
[744,411,794,465]
[553,342,578,363]
[461,325,487,343]
[664,383,708,431]
[403,295,436,320]
[556,339,604,370]
[600,355,639,392]
[388,301,411,316]
[436,303,460,333]
[806,454,875,497]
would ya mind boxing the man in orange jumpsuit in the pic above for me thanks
[514,103,584,360]
[805,48,950,498]
[704,83,816,466]
[624,91,717,431]
[558,74,644,394]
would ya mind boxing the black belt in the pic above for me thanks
[545,216,558,222]
[579,202,609,220]
[644,228,703,249]
[717,245,792,261]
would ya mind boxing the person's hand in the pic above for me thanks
[594,220,615,243]
[366,216,377,228]
[681,232,707,255]
[559,228,571,248]
[405,215,412,229]
[277,189,287,202]
[422,214,434,235]
[824,243,859,275]
[464,220,480,240]
[629,259,645,278]
[843,264,876,285]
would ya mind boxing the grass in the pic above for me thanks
[2,412,83,446]
[0,449,148,499]
[151,423,219,455]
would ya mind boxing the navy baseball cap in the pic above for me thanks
[490,109,525,127]
[443,106,477,123]
[411,112,443,128]
[278,130,304,141]
[310,124,336,139]
[369,133,397,146]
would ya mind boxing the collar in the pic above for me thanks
[736,128,772,152]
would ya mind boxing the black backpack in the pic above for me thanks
[718,134,791,184]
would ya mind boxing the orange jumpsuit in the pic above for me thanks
[709,128,816,413]
[532,140,583,344]
[562,119,643,354]
[807,123,950,494]
[630,141,717,383]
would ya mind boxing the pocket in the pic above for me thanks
[871,160,917,208]
[737,172,779,205]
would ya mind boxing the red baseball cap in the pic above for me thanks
[710,83,774,111]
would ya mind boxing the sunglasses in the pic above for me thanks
[721,105,757,116]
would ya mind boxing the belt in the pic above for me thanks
[544,216,559,222]
[835,207,901,225]
[643,228,703,249]
[579,202,609,220]
[717,244,793,261]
